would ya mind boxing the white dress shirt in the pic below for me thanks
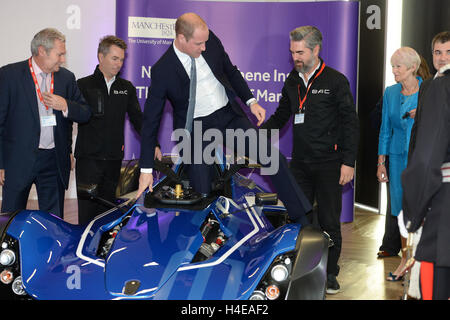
[173,43,229,118]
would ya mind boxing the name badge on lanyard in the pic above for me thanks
[40,114,57,127]
[294,113,305,124]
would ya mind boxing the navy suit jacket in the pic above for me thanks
[140,31,254,169]
[0,59,91,189]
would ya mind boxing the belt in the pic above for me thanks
[442,162,450,182]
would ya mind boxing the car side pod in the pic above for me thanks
[286,224,330,300]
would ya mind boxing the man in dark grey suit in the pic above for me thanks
[408,31,450,157]
[0,28,91,218]
[137,12,311,225]
[402,65,450,300]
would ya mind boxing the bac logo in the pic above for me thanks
[311,89,330,95]
[114,90,128,95]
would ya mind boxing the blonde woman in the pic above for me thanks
[377,47,422,281]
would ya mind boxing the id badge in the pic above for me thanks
[294,112,305,124]
[41,115,56,127]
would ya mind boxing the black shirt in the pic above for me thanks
[262,59,359,166]
[75,66,142,160]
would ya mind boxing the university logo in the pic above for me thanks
[128,16,176,39]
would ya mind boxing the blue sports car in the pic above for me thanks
[0,157,330,300]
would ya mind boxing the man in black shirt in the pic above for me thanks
[75,35,161,225]
[262,26,359,294]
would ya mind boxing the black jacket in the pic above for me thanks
[402,69,450,266]
[75,66,142,160]
[407,78,433,160]
[262,60,359,166]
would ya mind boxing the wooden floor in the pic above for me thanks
[326,208,405,300]
[13,200,405,300]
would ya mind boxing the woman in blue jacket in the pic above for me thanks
[377,47,423,281]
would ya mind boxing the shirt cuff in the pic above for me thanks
[140,168,153,173]
[246,98,257,107]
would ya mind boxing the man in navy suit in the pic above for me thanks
[0,28,91,219]
[137,13,311,225]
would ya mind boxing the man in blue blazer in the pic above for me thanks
[0,28,91,219]
[137,13,311,225]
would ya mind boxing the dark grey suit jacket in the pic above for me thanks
[0,60,91,189]
[140,31,254,169]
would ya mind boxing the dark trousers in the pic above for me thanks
[75,158,122,225]
[1,148,65,218]
[432,266,450,300]
[186,104,312,225]
[420,262,450,300]
[290,160,343,276]
[379,163,402,255]
[378,184,402,255]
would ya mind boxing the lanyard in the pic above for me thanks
[297,62,326,112]
[28,57,54,110]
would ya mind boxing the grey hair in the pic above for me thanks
[31,28,66,56]
[391,47,421,74]
[289,26,322,51]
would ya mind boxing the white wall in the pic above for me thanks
[0,0,115,199]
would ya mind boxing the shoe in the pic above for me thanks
[326,274,340,294]
[377,250,397,258]
[386,272,403,282]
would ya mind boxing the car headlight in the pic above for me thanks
[271,264,289,282]
[0,249,16,266]
[12,276,26,296]
[249,290,266,300]
[249,253,294,300]
[265,285,280,300]
[0,269,14,284]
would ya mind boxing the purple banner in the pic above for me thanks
[116,0,359,222]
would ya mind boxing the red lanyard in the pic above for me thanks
[28,57,54,110]
[297,62,326,112]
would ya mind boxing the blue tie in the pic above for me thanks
[185,57,196,132]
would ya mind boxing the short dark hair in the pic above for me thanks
[98,35,127,56]
[431,31,450,52]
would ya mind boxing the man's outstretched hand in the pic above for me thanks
[136,172,153,199]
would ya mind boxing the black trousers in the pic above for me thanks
[290,160,343,276]
[379,164,402,255]
[185,104,312,225]
[431,266,450,300]
[75,158,122,225]
[1,148,65,218]
[378,189,402,255]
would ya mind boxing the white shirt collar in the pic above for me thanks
[298,59,322,87]
[31,56,45,77]
[173,42,193,65]
[439,63,450,75]
[104,75,116,94]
